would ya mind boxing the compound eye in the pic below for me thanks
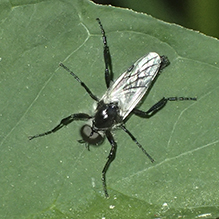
[80,125,104,145]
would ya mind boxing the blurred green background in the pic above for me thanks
[92,0,219,39]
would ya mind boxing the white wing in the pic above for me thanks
[101,52,163,119]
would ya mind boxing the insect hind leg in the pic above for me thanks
[132,96,197,118]
[96,18,113,88]
[29,113,92,140]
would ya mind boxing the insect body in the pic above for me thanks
[29,18,197,197]
[101,52,168,120]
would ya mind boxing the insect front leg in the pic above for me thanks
[96,18,113,88]
[102,130,117,198]
[29,113,92,140]
[132,96,197,118]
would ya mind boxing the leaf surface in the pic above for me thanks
[0,0,219,218]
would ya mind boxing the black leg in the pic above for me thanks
[96,18,113,88]
[120,125,154,163]
[133,96,197,118]
[59,63,99,102]
[102,130,117,198]
[29,113,92,140]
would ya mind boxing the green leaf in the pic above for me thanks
[1,0,219,218]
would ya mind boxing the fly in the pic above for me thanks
[29,18,197,197]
